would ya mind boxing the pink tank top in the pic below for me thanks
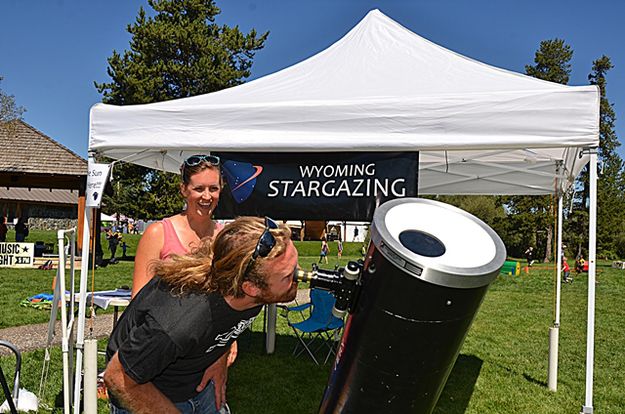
[159,218,224,260]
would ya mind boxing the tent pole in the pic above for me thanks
[265,304,277,354]
[57,229,74,414]
[581,151,597,414]
[555,195,563,326]
[73,203,93,414]
[548,195,563,391]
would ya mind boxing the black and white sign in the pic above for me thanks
[86,161,112,207]
[0,242,35,268]
[215,152,418,220]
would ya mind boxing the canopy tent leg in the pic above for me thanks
[581,151,597,414]
[57,228,76,414]
[265,304,277,354]
[73,204,93,414]
[548,195,564,391]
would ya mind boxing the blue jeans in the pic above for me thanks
[110,381,230,414]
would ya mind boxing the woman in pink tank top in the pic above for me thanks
[133,155,224,297]
[132,155,236,406]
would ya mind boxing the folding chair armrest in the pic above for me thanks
[286,302,312,312]
[283,302,312,325]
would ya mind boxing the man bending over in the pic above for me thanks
[105,217,299,413]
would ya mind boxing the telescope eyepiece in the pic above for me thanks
[295,269,314,283]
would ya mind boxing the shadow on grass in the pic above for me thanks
[233,331,483,414]
[434,354,484,414]
[230,330,331,414]
[522,373,547,387]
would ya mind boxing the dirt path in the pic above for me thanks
[0,314,117,355]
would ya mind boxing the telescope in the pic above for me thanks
[296,198,506,414]
[295,261,361,319]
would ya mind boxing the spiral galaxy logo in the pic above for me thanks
[222,160,263,203]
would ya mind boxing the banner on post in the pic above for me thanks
[0,242,34,268]
[86,161,112,208]
[214,152,418,221]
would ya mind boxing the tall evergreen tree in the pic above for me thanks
[94,0,268,219]
[508,39,573,262]
[524,39,573,84]
[565,56,624,259]
[588,57,624,257]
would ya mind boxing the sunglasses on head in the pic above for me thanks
[244,217,279,276]
[183,154,220,167]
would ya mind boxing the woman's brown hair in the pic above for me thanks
[154,217,291,297]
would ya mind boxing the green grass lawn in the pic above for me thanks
[1,242,624,412]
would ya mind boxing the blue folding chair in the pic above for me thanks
[283,289,344,365]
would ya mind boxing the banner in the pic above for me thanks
[0,242,34,268]
[86,161,112,207]
[214,152,418,221]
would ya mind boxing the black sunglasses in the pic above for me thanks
[184,154,220,167]
[244,217,278,276]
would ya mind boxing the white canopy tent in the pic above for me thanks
[89,9,598,196]
[80,9,600,414]
[100,212,115,222]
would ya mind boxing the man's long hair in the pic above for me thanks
[154,217,291,297]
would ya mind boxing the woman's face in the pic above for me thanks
[181,167,221,218]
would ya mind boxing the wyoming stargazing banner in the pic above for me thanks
[214,152,418,221]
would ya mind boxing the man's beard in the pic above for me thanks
[257,282,298,304]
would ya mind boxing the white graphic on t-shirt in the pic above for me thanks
[205,316,256,353]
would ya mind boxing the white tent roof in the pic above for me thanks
[89,9,599,195]
[100,212,116,222]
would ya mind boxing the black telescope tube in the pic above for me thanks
[317,198,506,414]
[318,248,490,414]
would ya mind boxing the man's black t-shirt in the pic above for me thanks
[106,277,262,403]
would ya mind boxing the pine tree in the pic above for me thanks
[524,39,573,84]
[95,0,268,105]
[588,57,624,258]
[565,56,624,259]
[94,0,268,219]
[509,39,574,262]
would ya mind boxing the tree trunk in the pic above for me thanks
[544,225,553,262]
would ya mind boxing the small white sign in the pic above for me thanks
[0,242,35,268]
[86,161,112,207]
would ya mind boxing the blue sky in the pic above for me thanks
[1,0,623,159]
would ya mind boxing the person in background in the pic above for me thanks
[15,217,29,242]
[105,217,299,414]
[121,241,128,259]
[524,246,535,267]
[319,237,329,264]
[107,228,122,262]
[0,216,8,242]
[337,239,343,262]
[575,255,586,274]
[562,256,572,283]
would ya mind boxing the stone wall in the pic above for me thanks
[28,217,78,231]
[1,202,78,231]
